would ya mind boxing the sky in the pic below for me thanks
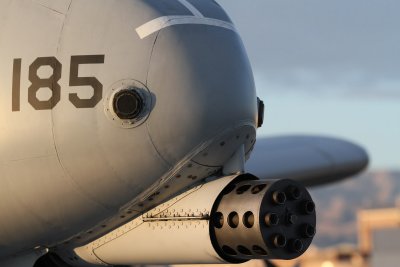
[217,0,400,171]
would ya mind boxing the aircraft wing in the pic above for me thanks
[246,135,369,187]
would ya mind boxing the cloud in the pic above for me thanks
[217,0,400,97]
[254,69,400,99]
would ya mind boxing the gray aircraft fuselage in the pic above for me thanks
[0,0,257,259]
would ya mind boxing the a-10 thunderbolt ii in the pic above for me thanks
[0,0,368,266]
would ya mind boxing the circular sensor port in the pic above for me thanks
[113,89,143,120]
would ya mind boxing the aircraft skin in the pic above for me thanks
[0,0,257,261]
[0,0,366,266]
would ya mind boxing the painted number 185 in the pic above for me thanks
[12,55,105,111]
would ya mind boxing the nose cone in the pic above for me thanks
[146,19,257,165]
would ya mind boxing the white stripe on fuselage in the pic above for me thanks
[136,16,236,39]
[135,0,236,39]
[177,0,204,18]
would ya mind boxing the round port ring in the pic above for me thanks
[104,79,152,128]
[113,89,143,120]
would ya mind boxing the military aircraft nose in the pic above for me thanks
[145,23,258,166]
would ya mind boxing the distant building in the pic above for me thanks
[273,244,366,267]
[357,208,400,266]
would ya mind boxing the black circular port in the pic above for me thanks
[236,185,251,194]
[251,184,266,194]
[228,212,239,228]
[272,191,287,205]
[303,224,316,238]
[304,201,315,214]
[213,212,224,229]
[243,211,255,228]
[252,245,268,256]
[272,234,287,248]
[265,213,279,226]
[237,245,252,255]
[287,214,298,225]
[290,239,303,252]
[113,89,143,120]
[222,245,237,256]
[288,186,302,200]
